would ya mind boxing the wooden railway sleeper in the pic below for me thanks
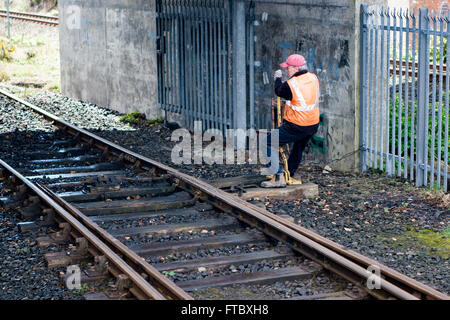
[39,208,55,226]
[133,160,143,173]
[54,222,72,242]
[116,274,131,292]
[94,255,109,275]
[19,203,42,219]
[12,184,27,201]
[101,146,110,158]
[24,195,40,206]
[76,237,89,256]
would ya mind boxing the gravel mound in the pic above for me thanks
[0,96,54,134]
[26,92,134,131]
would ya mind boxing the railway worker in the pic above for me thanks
[261,54,320,188]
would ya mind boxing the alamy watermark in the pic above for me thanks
[65,5,81,30]
[366,265,381,290]
[171,121,280,175]
[65,265,81,290]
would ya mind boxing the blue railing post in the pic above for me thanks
[360,4,369,172]
[232,0,247,148]
[416,8,429,187]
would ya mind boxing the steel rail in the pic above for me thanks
[0,9,58,21]
[0,158,167,300]
[1,88,448,300]
[0,12,58,26]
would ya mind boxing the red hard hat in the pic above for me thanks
[280,54,306,68]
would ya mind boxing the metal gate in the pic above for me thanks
[360,4,449,192]
[156,0,233,132]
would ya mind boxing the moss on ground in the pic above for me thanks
[397,227,450,259]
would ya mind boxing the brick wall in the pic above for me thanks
[410,0,449,13]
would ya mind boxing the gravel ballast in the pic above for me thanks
[0,90,448,297]
[0,205,83,300]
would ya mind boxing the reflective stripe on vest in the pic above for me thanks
[286,74,320,112]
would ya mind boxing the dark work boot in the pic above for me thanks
[260,174,287,188]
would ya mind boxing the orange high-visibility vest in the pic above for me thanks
[284,72,320,126]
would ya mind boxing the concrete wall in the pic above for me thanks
[59,0,162,119]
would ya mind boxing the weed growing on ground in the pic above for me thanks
[119,111,164,127]
[0,71,10,82]
[147,116,164,126]
[72,283,90,295]
[119,111,143,125]
[0,40,15,61]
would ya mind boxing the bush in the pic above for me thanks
[388,95,447,163]
[0,72,10,82]
[0,40,15,61]
[119,111,145,125]
[119,111,164,126]
[430,36,447,64]
[147,116,164,126]
[26,50,36,59]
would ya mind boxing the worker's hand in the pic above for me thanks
[274,69,282,80]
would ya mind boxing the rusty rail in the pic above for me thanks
[0,10,58,26]
[389,59,447,80]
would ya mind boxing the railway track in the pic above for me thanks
[0,88,448,300]
[0,9,58,26]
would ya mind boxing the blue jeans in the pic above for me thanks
[266,122,317,176]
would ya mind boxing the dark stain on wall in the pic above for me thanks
[339,40,349,68]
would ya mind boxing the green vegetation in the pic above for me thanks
[0,71,10,82]
[15,247,28,254]
[388,95,447,164]
[119,111,143,125]
[0,31,60,94]
[147,116,164,126]
[48,84,60,92]
[443,226,450,238]
[11,35,45,48]
[0,40,15,61]
[26,50,36,60]
[429,36,447,64]
[119,111,164,127]
[378,226,450,259]
[398,227,450,259]
[393,36,447,64]
[72,283,90,295]
[162,271,175,277]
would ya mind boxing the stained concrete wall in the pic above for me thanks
[58,0,162,119]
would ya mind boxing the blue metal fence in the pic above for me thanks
[156,0,233,132]
[360,4,449,192]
